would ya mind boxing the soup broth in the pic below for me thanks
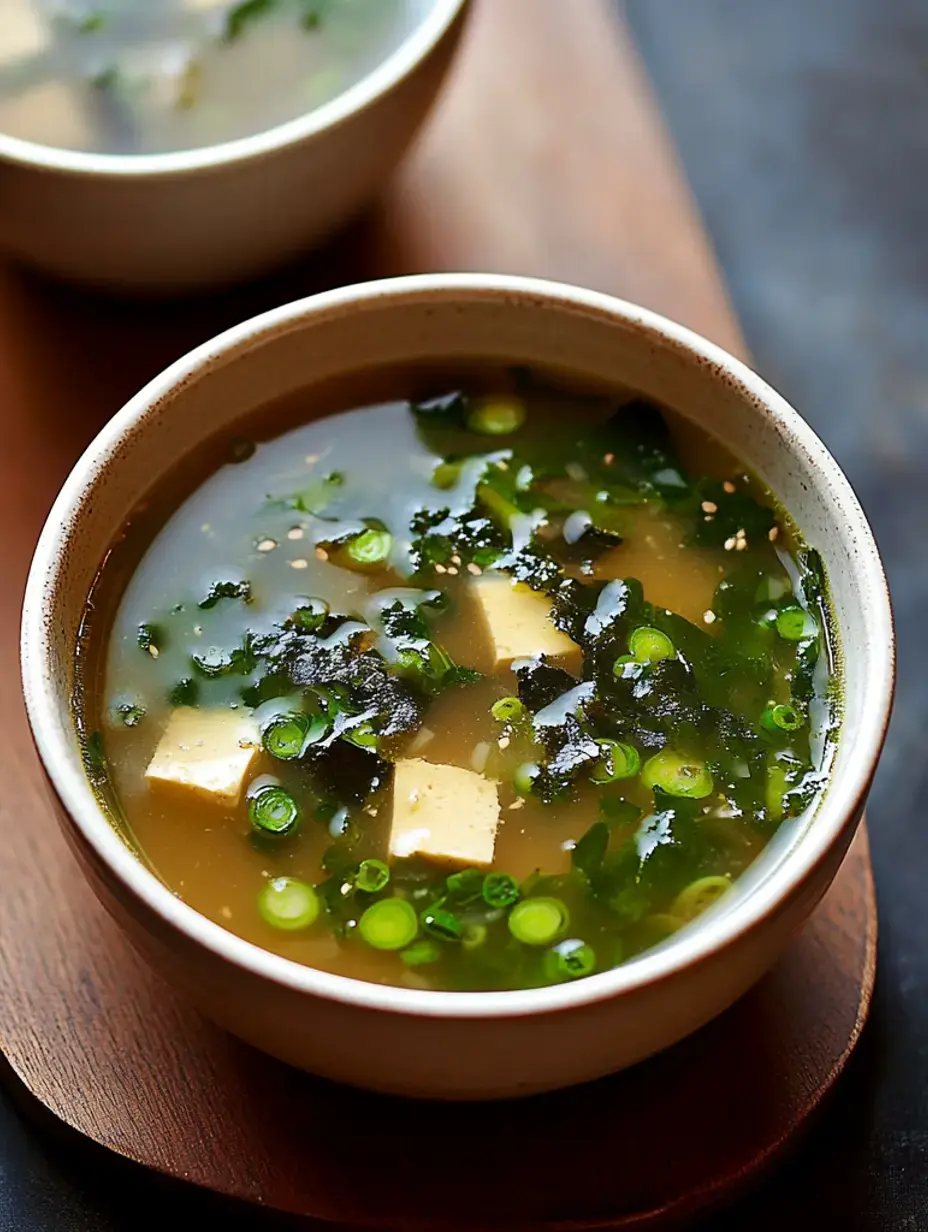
[1,0,430,155]
[83,370,838,992]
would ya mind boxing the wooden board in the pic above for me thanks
[0,0,876,1226]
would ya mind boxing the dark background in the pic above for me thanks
[2,0,926,1227]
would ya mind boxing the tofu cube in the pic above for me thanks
[388,759,499,868]
[145,708,259,807]
[473,575,582,673]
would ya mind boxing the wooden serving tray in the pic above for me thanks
[0,1,875,1226]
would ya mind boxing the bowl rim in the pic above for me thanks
[20,272,896,1021]
[0,0,467,179]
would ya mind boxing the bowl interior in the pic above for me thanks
[23,275,893,1010]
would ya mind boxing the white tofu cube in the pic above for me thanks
[388,759,499,868]
[145,708,260,807]
[473,575,582,673]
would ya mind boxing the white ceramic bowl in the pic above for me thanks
[21,274,894,1099]
[0,2,468,292]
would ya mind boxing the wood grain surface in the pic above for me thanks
[0,0,876,1227]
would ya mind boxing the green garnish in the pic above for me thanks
[482,873,520,908]
[342,719,380,750]
[199,580,251,610]
[641,750,714,799]
[356,859,390,894]
[671,875,732,921]
[491,696,525,723]
[761,702,804,734]
[224,0,277,42]
[168,678,200,707]
[344,528,393,570]
[290,597,329,631]
[775,606,807,641]
[466,396,527,436]
[628,626,675,663]
[508,897,569,946]
[545,939,596,981]
[114,702,145,728]
[590,739,640,783]
[513,761,540,797]
[257,876,319,929]
[137,623,162,654]
[249,786,300,836]
[261,712,326,759]
[421,906,464,943]
[358,898,418,950]
[401,939,441,967]
[461,923,488,950]
[77,10,107,34]
[446,868,485,905]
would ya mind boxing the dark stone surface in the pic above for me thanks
[2,0,926,1227]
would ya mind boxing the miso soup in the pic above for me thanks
[1,0,431,155]
[80,370,839,992]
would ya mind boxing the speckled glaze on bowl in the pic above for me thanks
[21,274,894,1099]
[0,1,468,293]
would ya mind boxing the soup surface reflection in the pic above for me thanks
[1,0,431,155]
[85,370,838,991]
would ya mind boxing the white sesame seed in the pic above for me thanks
[498,735,511,750]
[724,537,737,551]
[257,538,277,553]
[604,453,615,465]
[466,562,482,575]
[287,527,304,541]
[508,798,525,810]
[315,547,328,561]
[703,610,716,624]
[148,645,159,658]
[451,554,462,566]
[290,558,308,570]
[446,566,459,576]
[769,526,780,542]
[701,500,718,514]
[723,480,737,494]
[736,540,748,551]
[434,563,447,574]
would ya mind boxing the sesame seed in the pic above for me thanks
[315,547,328,561]
[435,563,447,574]
[735,538,748,551]
[701,500,718,514]
[724,536,737,551]
[446,566,459,576]
[148,645,159,658]
[290,558,308,570]
[467,562,482,575]
[508,798,525,811]
[604,453,615,465]
[498,735,511,750]
[257,538,277,553]
[769,526,780,542]
[451,554,462,566]
[703,610,716,624]
[193,625,203,636]
[287,527,304,541]
[723,480,737,494]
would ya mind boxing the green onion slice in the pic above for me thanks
[508,897,569,946]
[546,938,596,981]
[590,739,641,783]
[641,749,714,799]
[671,875,733,921]
[257,877,319,930]
[629,626,675,663]
[249,786,300,835]
[358,898,418,950]
[355,858,390,894]
[466,396,527,435]
[482,872,520,908]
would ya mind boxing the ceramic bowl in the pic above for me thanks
[0,1,468,293]
[21,274,894,1099]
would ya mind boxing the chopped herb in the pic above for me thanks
[198,579,252,610]
[224,0,277,42]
